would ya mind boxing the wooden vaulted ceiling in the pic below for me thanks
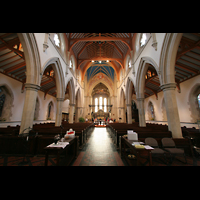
[66,33,133,72]
[1,33,200,100]
[0,33,57,98]
[133,33,200,99]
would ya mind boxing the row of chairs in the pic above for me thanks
[145,137,187,164]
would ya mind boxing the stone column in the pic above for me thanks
[137,98,146,127]
[69,103,75,124]
[55,98,64,126]
[75,107,83,122]
[160,83,182,138]
[126,104,132,124]
[19,83,40,134]
[118,107,125,123]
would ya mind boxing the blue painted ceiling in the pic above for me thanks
[87,64,115,82]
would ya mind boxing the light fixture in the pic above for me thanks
[99,61,101,63]
[92,60,94,62]
[107,60,109,62]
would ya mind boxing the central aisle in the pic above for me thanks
[72,127,125,166]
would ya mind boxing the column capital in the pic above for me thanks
[56,97,64,102]
[69,103,76,107]
[136,97,145,101]
[126,104,131,107]
[160,83,176,91]
[118,107,125,109]
[25,83,40,91]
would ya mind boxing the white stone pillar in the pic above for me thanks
[55,98,64,126]
[19,83,40,134]
[160,83,182,138]
[126,104,132,124]
[118,107,125,123]
[75,107,83,122]
[69,103,75,124]
[137,98,146,127]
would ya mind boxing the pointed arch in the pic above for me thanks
[17,33,41,86]
[88,79,113,97]
[136,56,160,99]
[65,77,75,104]
[42,57,65,99]
[125,77,135,105]
[159,33,183,85]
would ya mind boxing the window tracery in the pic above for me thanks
[140,33,147,47]
[198,94,200,109]
[0,94,5,117]
[54,33,60,47]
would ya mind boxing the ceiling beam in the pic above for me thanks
[4,62,26,73]
[148,80,160,86]
[0,58,24,69]
[176,62,198,74]
[44,86,56,99]
[0,37,24,59]
[0,54,18,64]
[176,39,200,60]
[69,36,131,52]
[145,86,158,99]
[107,41,123,57]
[78,57,123,69]
[41,79,53,86]
[77,42,93,58]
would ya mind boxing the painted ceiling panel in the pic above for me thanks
[87,65,115,82]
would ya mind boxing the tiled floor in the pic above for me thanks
[72,127,125,166]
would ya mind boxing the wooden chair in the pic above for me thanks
[161,138,187,164]
[145,137,168,164]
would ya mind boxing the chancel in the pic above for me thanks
[0,33,200,166]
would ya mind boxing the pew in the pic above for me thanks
[107,123,172,148]
[0,122,93,157]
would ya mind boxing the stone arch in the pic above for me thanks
[65,77,75,104]
[42,57,65,99]
[125,77,135,105]
[17,33,41,86]
[136,56,160,99]
[88,79,114,97]
[69,54,77,76]
[124,53,131,72]
[75,88,82,122]
[118,87,126,122]
[159,33,183,85]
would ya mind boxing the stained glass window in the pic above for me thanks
[54,33,60,47]
[99,97,102,109]
[198,94,200,108]
[104,98,107,112]
[140,33,147,47]
[0,94,5,117]
[95,98,98,112]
